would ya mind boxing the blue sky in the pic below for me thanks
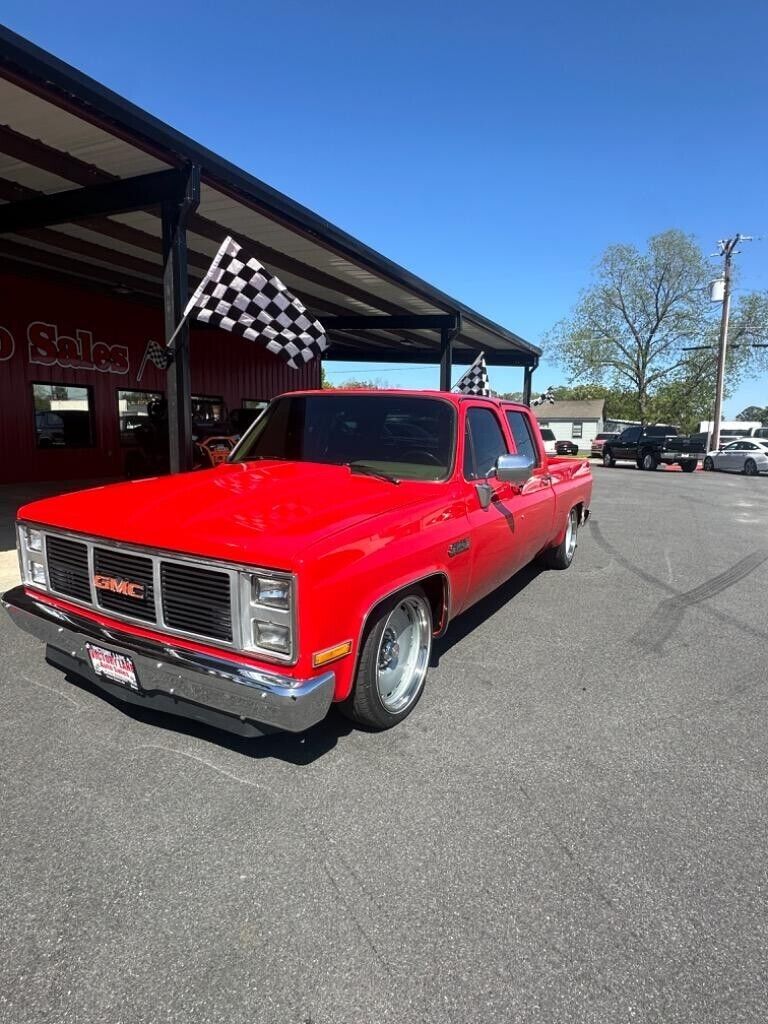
[3,1,768,414]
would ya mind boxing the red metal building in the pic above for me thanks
[0,271,317,483]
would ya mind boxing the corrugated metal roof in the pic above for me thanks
[0,26,540,366]
[532,400,605,420]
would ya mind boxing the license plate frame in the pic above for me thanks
[85,642,140,691]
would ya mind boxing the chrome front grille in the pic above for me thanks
[40,529,238,649]
[94,547,156,623]
[161,562,233,643]
[46,535,91,602]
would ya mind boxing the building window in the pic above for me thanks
[117,389,163,445]
[191,395,225,428]
[572,423,583,439]
[32,383,94,449]
[230,399,268,436]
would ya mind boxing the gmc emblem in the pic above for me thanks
[93,575,145,600]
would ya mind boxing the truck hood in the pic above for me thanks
[19,461,439,571]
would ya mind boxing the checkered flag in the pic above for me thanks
[137,339,173,383]
[454,352,490,396]
[531,386,555,407]
[183,236,328,368]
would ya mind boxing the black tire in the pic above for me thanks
[744,459,758,477]
[680,460,697,473]
[602,450,615,467]
[640,451,658,471]
[703,457,714,472]
[340,586,432,730]
[542,507,580,570]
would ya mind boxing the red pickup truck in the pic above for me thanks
[4,391,592,735]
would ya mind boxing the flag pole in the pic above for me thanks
[137,344,151,384]
[165,310,191,349]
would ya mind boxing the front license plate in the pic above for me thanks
[86,643,140,691]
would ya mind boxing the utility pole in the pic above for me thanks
[710,234,751,452]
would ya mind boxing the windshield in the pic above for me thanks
[540,429,556,441]
[232,394,456,481]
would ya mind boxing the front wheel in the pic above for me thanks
[744,459,758,477]
[542,507,580,570]
[341,588,432,730]
[641,451,658,471]
[680,460,697,473]
[703,457,715,472]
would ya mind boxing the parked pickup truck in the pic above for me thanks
[3,391,592,736]
[601,424,705,472]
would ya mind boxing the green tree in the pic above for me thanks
[548,229,768,423]
[737,405,768,423]
[548,230,713,421]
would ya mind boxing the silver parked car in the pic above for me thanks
[702,439,768,476]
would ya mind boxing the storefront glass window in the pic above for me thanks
[32,383,94,449]
[117,389,163,445]
[191,395,225,426]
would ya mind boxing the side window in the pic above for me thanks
[505,410,540,466]
[621,427,642,443]
[464,408,509,480]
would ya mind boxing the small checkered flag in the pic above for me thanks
[454,352,490,396]
[137,339,173,383]
[182,236,327,368]
[531,386,555,407]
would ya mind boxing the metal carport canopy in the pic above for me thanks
[0,25,539,378]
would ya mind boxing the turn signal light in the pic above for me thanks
[312,641,353,668]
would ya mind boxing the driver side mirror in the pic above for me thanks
[495,453,535,483]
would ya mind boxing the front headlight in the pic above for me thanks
[239,570,296,661]
[251,575,291,609]
[253,621,291,653]
[17,523,48,589]
[24,526,43,552]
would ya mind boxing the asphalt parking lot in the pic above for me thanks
[2,465,767,1024]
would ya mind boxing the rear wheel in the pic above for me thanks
[703,456,715,472]
[542,507,580,570]
[641,451,658,471]
[341,587,432,730]
[744,458,758,477]
[602,450,615,467]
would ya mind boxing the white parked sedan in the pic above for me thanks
[702,439,768,476]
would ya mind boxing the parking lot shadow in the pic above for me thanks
[431,562,544,664]
[58,668,354,765]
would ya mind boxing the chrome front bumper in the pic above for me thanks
[2,586,335,735]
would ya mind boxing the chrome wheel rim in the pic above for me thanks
[376,596,431,713]
[603,453,612,466]
[565,510,578,560]
[643,454,654,470]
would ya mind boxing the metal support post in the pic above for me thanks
[439,314,461,391]
[522,358,538,405]
[163,164,200,473]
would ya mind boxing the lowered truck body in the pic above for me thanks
[4,391,592,736]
